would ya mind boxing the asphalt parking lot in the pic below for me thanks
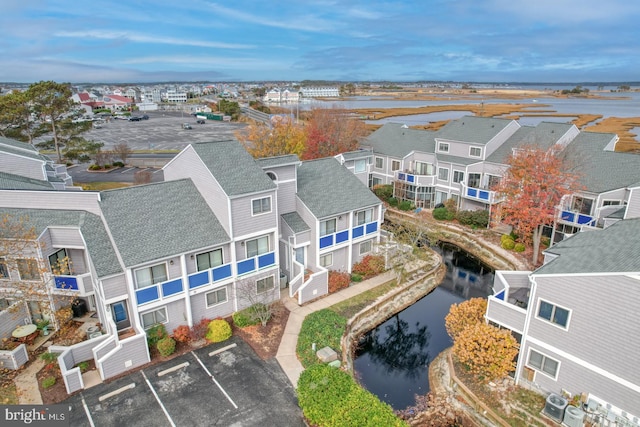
[68,163,166,183]
[65,337,304,427]
[85,111,247,151]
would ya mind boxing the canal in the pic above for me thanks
[353,243,494,410]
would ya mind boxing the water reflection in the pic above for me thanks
[353,243,493,410]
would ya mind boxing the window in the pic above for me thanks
[438,142,449,152]
[246,236,269,258]
[320,219,336,237]
[266,171,277,181]
[453,171,465,183]
[468,173,481,188]
[371,177,382,187]
[438,168,449,181]
[141,307,167,329]
[391,160,400,171]
[469,146,482,157]
[17,259,39,281]
[320,253,333,267]
[375,157,383,169]
[256,275,275,294]
[196,249,223,271]
[572,197,593,215]
[602,200,621,206]
[134,264,168,289]
[527,349,559,378]
[355,209,373,226]
[48,248,70,275]
[537,300,570,328]
[359,240,372,255]
[252,197,271,215]
[206,287,228,307]
[487,175,501,189]
[0,258,8,279]
[354,159,366,173]
[414,161,434,176]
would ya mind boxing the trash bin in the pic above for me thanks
[279,273,288,289]
[72,298,87,318]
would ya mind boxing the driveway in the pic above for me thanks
[65,337,304,427]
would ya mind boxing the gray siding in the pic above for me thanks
[68,249,87,274]
[529,274,640,388]
[276,181,297,215]
[0,190,102,216]
[185,244,232,275]
[49,227,84,248]
[298,269,328,304]
[102,275,128,300]
[234,231,276,261]
[324,246,349,272]
[296,202,318,269]
[190,284,235,322]
[163,146,231,234]
[484,121,520,157]
[235,268,280,311]
[486,297,526,332]
[0,302,29,341]
[625,188,640,219]
[0,155,44,180]
[0,344,29,370]
[351,238,376,266]
[230,191,278,237]
[99,334,149,380]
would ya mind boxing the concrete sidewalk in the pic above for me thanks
[275,271,396,387]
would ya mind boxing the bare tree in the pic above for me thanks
[133,170,152,185]
[234,275,280,326]
[113,143,133,164]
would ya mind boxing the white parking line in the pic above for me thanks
[191,351,238,409]
[121,167,136,174]
[209,343,237,357]
[98,383,136,402]
[158,361,189,377]
[81,396,96,427]
[141,371,176,427]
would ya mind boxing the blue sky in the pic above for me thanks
[2,0,639,83]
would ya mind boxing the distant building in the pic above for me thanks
[300,87,339,98]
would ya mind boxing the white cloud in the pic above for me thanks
[55,30,253,49]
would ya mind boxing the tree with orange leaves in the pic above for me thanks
[301,106,368,160]
[237,116,306,158]
[494,144,581,264]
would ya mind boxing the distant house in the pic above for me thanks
[102,94,133,111]
[300,87,339,98]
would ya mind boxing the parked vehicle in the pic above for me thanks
[182,123,192,129]
[129,116,142,121]
[196,119,205,124]
[142,115,149,120]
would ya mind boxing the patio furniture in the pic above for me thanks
[12,324,39,344]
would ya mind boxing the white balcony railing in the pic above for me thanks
[53,272,94,295]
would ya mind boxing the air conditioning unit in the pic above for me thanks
[563,405,585,427]
[544,393,568,422]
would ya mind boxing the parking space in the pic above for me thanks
[66,337,304,427]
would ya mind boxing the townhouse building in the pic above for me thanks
[300,87,340,98]
[485,216,640,421]
[0,138,381,391]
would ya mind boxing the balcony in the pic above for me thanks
[396,171,436,187]
[460,182,499,204]
[187,263,233,289]
[135,277,184,305]
[236,251,276,276]
[485,272,531,333]
[53,273,94,295]
[558,210,596,227]
[319,221,378,250]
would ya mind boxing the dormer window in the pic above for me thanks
[438,142,449,153]
[252,196,271,216]
[469,147,482,157]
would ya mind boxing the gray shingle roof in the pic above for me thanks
[256,154,300,168]
[435,116,516,145]
[362,123,436,159]
[536,218,640,275]
[0,141,48,162]
[340,150,373,161]
[191,141,276,196]
[281,212,311,233]
[0,207,122,277]
[486,122,576,164]
[297,157,381,218]
[0,137,40,153]
[0,172,54,190]
[561,131,640,193]
[100,179,230,267]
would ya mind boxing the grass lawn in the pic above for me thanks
[75,182,132,191]
[0,382,19,404]
[330,279,397,318]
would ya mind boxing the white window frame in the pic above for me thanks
[251,196,272,216]
[526,348,560,380]
[16,258,40,281]
[134,263,168,290]
[469,146,482,157]
[354,159,366,173]
[375,157,383,169]
[391,160,400,171]
[320,219,336,237]
[536,299,571,330]
[266,171,277,181]
[256,275,275,294]
[438,142,449,153]
[320,253,333,268]
[453,171,465,183]
[141,307,168,329]
[196,248,224,271]
[354,209,373,226]
[246,235,270,258]
[602,200,621,207]
[438,167,449,181]
[205,287,228,308]
[359,240,372,255]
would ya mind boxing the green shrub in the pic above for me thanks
[352,255,386,278]
[297,364,407,427]
[113,161,125,167]
[501,238,516,250]
[232,304,267,328]
[206,319,232,343]
[456,209,489,228]
[514,243,526,253]
[88,164,102,171]
[351,273,363,282]
[372,184,393,202]
[297,309,346,368]
[388,197,398,207]
[398,201,414,211]
[500,234,513,244]
[42,377,56,389]
[157,337,177,357]
[433,207,455,221]
[76,361,90,373]
[40,352,59,363]
[540,236,551,247]
[146,324,168,348]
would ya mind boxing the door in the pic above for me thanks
[110,301,130,330]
